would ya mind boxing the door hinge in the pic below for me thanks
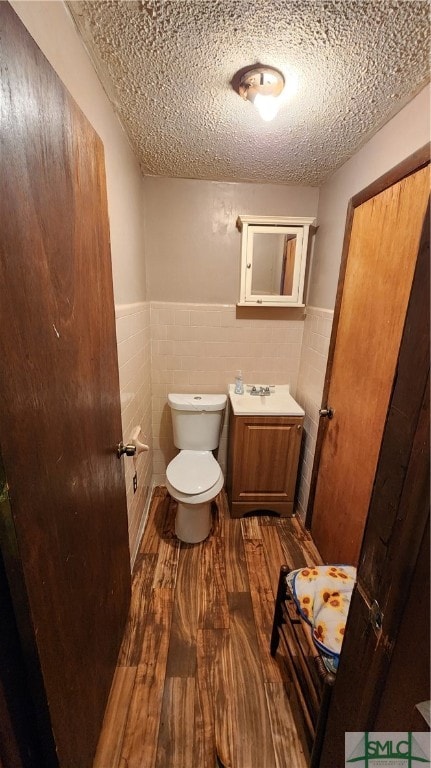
[369,599,384,632]
[358,584,384,635]
[0,480,10,504]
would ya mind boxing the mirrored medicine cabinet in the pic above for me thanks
[236,215,316,307]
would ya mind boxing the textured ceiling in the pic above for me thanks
[67,0,430,186]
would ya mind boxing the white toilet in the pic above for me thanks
[166,393,227,543]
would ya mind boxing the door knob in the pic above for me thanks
[116,442,136,458]
[319,406,334,420]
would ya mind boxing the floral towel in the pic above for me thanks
[286,565,357,669]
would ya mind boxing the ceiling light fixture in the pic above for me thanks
[238,66,285,122]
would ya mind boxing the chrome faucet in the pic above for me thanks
[250,385,271,396]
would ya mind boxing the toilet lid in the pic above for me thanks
[166,450,221,495]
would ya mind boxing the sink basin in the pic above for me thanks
[228,384,305,417]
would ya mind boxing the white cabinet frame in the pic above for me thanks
[237,215,316,307]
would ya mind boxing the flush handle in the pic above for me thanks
[117,442,136,458]
[319,406,334,419]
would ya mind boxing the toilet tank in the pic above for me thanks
[168,393,227,450]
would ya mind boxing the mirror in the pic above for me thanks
[237,215,316,307]
[251,232,297,296]
[250,229,302,298]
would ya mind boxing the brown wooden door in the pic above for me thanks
[318,201,429,768]
[310,161,429,565]
[0,6,130,767]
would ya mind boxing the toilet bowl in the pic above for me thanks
[166,450,224,542]
[166,393,227,543]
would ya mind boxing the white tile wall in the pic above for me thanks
[150,302,305,486]
[115,302,153,563]
[295,306,333,522]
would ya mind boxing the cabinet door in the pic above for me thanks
[232,416,302,504]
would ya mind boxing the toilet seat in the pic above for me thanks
[166,450,220,495]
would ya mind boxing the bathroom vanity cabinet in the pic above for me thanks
[227,410,303,517]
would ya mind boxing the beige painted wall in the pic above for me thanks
[308,84,430,309]
[144,177,319,303]
[11,0,147,306]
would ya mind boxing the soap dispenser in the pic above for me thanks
[234,370,244,395]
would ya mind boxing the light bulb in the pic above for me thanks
[253,93,281,122]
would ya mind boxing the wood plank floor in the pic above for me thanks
[93,487,322,768]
